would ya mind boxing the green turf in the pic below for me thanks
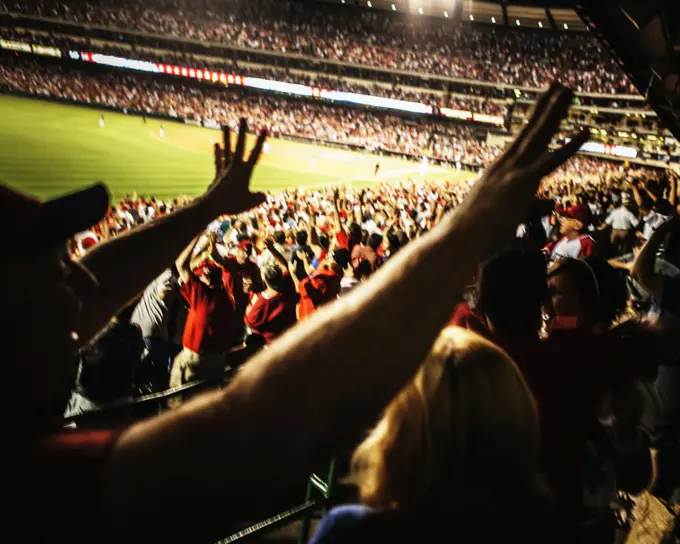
[0,94,472,201]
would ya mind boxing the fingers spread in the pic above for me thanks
[502,82,563,164]
[234,118,247,161]
[214,142,223,174]
[222,125,231,166]
[514,86,573,169]
[530,128,590,179]
[247,129,268,168]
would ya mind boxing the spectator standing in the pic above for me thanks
[351,232,383,271]
[544,204,596,262]
[291,230,315,281]
[130,268,181,390]
[296,248,350,319]
[169,238,237,391]
[244,241,298,343]
[633,216,680,502]
[310,328,545,544]
[213,238,265,338]
[604,192,639,255]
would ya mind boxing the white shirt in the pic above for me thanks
[642,211,669,241]
[549,236,594,262]
[605,207,639,231]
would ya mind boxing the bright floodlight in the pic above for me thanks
[516,19,520,25]
[367,0,371,6]
[444,10,448,17]
[538,21,543,28]
[564,23,568,29]
[418,7,423,14]
[491,16,496,23]
[391,3,396,9]
[469,14,474,20]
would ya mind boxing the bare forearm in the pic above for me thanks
[78,198,214,346]
[108,209,483,543]
[632,227,666,287]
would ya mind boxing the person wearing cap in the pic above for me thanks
[603,191,639,255]
[213,236,265,327]
[544,204,596,263]
[630,180,673,242]
[244,240,298,344]
[1,120,268,542]
[296,248,351,320]
[2,86,590,544]
[169,237,238,394]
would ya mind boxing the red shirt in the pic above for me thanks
[181,276,237,354]
[336,229,349,250]
[447,301,487,335]
[220,257,265,317]
[244,273,298,343]
[494,329,658,543]
[298,268,342,320]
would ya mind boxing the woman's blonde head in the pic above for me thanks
[351,327,542,539]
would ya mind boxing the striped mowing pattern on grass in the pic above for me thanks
[0,95,472,202]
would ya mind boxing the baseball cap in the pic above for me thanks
[1,183,110,253]
[558,204,590,225]
[237,239,253,253]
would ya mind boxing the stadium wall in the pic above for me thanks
[0,88,486,171]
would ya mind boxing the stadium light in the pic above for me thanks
[469,14,474,20]
[367,1,371,6]
[491,16,496,23]
[515,19,520,25]
[538,21,543,28]
[444,10,448,17]
[391,3,396,9]
[563,23,568,29]
[418,7,423,14]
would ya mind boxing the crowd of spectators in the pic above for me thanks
[0,27,509,115]
[0,61,505,165]
[2,0,636,94]
[1,54,679,544]
[62,107,680,543]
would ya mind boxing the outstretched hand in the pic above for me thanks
[456,82,589,254]
[204,118,267,217]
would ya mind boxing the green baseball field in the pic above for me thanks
[0,95,472,202]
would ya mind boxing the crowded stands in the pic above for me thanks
[1,0,679,542]
[3,0,635,93]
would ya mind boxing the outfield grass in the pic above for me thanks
[0,95,472,202]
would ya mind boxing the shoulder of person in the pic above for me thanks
[309,505,390,544]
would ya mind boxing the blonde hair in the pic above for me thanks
[350,327,543,541]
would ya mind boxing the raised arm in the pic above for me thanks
[630,184,648,213]
[669,169,678,208]
[106,84,589,544]
[632,215,680,300]
[332,187,342,233]
[265,238,289,271]
[76,121,266,347]
[175,235,201,284]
